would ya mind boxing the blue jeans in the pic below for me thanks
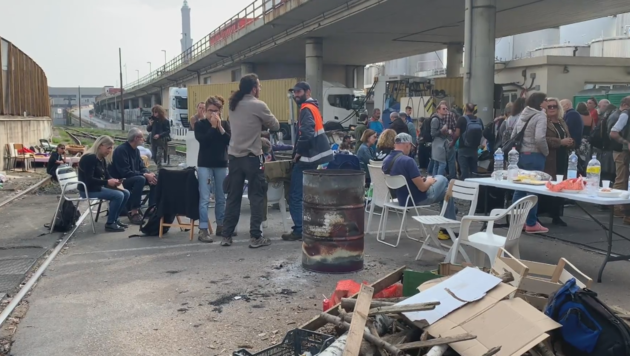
[433,161,447,177]
[81,187,130,225]
[289,162,318,235]
[512,152,546,226]
[427,158,435,174]
[198,167,227,229]
[457,149,478,180]
[417,175,456,220]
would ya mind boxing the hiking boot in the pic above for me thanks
[198,229,213,243]
[220,236,233,247]
[128,212,143,225]
[105,223,125,232]
[281,232,302,241]
[249,236,271,248]
[525,222,549,234]
[115,220,129,228]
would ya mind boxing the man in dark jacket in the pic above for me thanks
[110,127,158,224]
[388,112,410,135]
[282,81,333,241]
[561,99,584,150]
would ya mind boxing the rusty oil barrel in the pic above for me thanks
[302,169,365,273]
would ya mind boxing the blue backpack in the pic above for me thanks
[461,115,484,148]
[327,152,361,171]
[544,278,630,355]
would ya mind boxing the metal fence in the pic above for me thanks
[0,36,50,117]
[124,0,288,91]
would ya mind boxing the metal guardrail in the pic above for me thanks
[124,0,287,92]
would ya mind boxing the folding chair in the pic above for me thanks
[412,179,480,261]
[375,175,430,247]
[49,165,98,234]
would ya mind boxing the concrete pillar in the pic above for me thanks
[151,94,157,107]
[305,38,324,109]
[356,66,365,90]
[463,0,496,123]
[446,43,463,77]
[345,66,355,88]
[139,97,144,109]
[127,99,132,110]
[241,62,255,75]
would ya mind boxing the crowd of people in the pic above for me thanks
[53,71,630,247]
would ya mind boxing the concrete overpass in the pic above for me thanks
[96,0,630,121]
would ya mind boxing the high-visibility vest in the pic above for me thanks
[299,102,325,136]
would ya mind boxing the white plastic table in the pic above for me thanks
[466,177,630,283]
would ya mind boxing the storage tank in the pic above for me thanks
[590,37,630,57]
[531,44,590,57]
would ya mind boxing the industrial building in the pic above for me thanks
[48,87,103,125]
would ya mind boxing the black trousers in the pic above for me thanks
[122,175,156,211]
[222,155,267,239]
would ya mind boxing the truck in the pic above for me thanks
[187,78,362,139]
[169,87,189,128]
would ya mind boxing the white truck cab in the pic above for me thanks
[169,87,188,128]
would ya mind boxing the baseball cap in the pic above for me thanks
[395,133,413,144]
[293,81,311,92]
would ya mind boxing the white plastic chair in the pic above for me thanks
[375,175,430,247]
[368,160,383,167]
[366,164,390,233]
[449,195,538,268]
[49,165,97,234]
[412,180,480,261]
[267,181,289,232]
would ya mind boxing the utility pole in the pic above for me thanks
[162,50,167,66]
[147,61,152,73]
[136,69,140,83]
[119,48,125,131]
[78,85,82,127]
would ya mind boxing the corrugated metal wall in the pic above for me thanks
[434,77,464,108]
[188,78,301,122]
[0,37,50,117]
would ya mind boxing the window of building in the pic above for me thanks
[231,69,242,82]
[203,76,212,84]
[327,94,354,110]
[501,91,519,109]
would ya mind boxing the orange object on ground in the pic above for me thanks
[327,280,403,306]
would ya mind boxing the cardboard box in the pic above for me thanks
[496,251,592,311]
[264,160,292,182]
[424,279,561,356]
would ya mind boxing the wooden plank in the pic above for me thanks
[398,333,477,350]
[300,266,407,331]
[368,302,439,315]
[342,284,373,356]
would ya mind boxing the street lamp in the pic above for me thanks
[147,61,152,73]
[135,69,140,83]
[124,64,128,84]
[161,50,167,65]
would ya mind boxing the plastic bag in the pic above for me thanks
[324,280,403,310]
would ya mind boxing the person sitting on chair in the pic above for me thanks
[78,136,130,232]
[382,133,456,223]
[47,144,66,181]
[110,127,157,225]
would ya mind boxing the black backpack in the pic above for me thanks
[50,200,80,232]
[461,115,484,147]
[420,116,436,143]
[138,205,174,236]
[545,278,630,356]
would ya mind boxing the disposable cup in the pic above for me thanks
[556,175,564,182]
[603,180,611,188]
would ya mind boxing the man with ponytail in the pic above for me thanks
[221,74,279,248]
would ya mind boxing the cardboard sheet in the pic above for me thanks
[399,267,501,324]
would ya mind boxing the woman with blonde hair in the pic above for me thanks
[147,105,171,169]
[194,95,231,242]
[375,129,396,160]
[78,135,130,232]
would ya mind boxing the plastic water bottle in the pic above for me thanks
[567,151,578,180]
[586,154,601,196]
[493,147,504,181]
[507,147,519,181]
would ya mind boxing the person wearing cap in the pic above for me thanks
[282,81,334,242]
[382,133,456,222]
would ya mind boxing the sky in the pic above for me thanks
[0,0,254,88]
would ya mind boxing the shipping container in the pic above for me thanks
[573,89,608,109]
[187,78,302,123]
[433,77,464,108]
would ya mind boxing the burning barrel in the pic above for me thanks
[302,169,365,273]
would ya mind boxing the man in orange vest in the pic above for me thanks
[282,81,333,241]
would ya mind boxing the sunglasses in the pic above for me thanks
[547,105,559,109]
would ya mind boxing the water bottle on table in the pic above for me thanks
[567,151,578,179]
[493,147,504,181]
[507,147,519,181]
[586,154,601,196]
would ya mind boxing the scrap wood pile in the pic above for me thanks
[311,270,527,356]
